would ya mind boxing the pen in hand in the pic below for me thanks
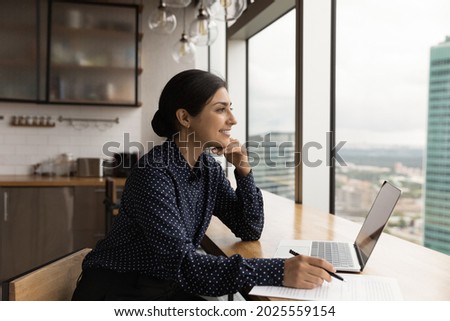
[289,249,345,282]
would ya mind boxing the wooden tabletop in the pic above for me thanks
[201,191,450,301]
[0,175,127,187]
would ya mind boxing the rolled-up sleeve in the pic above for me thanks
[213,169,265,241]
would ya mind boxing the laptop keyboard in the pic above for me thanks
[311,241,355,267]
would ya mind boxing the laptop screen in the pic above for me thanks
[354,181,401,269]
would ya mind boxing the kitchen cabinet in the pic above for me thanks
[0,0,141,106]
[73,186,105,249]
[0,0,39,101]
[0,187,74,281]
[47,0,140,106]
[0,178,125,282]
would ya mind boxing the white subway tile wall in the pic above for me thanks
[0,103,142,175]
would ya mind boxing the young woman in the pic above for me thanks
[72,69,335,300]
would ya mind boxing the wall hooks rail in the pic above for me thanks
[58,116,119,131]
[58,116,119,124]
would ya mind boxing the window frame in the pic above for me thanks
[227,0,337,211]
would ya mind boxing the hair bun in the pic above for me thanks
[151,109,171,137]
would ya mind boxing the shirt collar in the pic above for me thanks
[166,140,204,181]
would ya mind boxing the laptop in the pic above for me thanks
[274,181,401,272]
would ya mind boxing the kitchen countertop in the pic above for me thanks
[0,175,127,187]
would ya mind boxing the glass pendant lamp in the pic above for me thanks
[172,9,196,63]
[189,2,218,46]
[165,0,192,8]
[204,0,245,21]
[148,0,177,34]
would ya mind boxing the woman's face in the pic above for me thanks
[189,87,237,148]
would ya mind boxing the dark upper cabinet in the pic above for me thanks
[0,0,140,106]
[0,0,39,101]
[47,0,139,106]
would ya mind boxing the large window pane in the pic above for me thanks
[336,0,450,255]
[248,10,296,200]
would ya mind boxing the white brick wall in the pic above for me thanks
[0,103,142,174]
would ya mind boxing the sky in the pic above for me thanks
[248,9,296,138]
[248,0,450,148]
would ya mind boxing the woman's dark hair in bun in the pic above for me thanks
[151,69,228,138]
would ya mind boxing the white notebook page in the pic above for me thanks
[249,274,403,301]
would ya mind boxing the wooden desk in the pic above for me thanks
[201,191,450,300]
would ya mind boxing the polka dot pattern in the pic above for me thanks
[83,140,285,296]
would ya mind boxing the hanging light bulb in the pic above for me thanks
[189,3,218,46]
[165,0,192,8]
[148,0,177,34]
[172,9,196,64]
[204,0,246,21]
[172,33,196,63]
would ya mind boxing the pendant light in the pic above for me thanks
[148,0,177,34]
[204,0,246,21]
[172,8,196,64]
[165,0,192,8]
[189,1,218,46]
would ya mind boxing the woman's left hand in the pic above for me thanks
[212,138,251,177]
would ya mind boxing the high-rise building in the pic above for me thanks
[424,36,450,255]
[248,132,295,200]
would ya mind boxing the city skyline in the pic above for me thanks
[247,1,450,148]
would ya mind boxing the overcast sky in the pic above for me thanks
[248,0,450,148]
[248,10,296,138]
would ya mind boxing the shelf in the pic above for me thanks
[52,25,137,40]
[0,60,37,68]
[9,115,56,127]
[10,124,56,128]
[50,64,143,75]
[49,99,140,106]
[0,23,35,32]
[51,64,136,71]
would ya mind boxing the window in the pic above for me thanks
[335,0,450,255]
[247,10,296,200]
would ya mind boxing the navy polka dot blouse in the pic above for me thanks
[83,140,285,296]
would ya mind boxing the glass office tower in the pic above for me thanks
[248,132,295,200]
[424,36,450,255]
